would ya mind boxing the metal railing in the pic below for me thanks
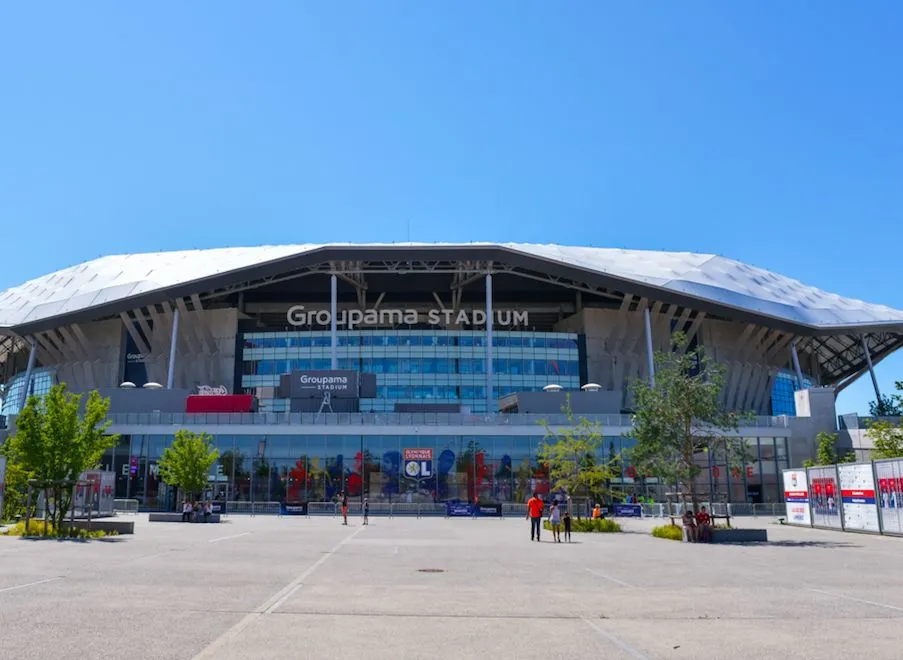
[213,500,788,518]
[105,411,790,429]
[113,499,139,514]
[650,502,786,518]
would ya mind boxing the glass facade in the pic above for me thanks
[0,367,56,416]
[240,330,581,412]
[102,432,791,509]
[771,370,814,416]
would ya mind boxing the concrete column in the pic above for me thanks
[166,307,180,389]
[330,274,338,370]
[643,307,655,388]
[861,335,881,401]
[790,341,805,390]
[486,272,494,412]
[18,337,38,410]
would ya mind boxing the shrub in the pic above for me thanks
[544,518,621,533]
[652,524,683,541]
[1,520,118,539]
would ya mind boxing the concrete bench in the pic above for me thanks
[70,519,135,535]
[711,528,767,543]
[149,513,221,523]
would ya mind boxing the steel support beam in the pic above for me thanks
[790,341,806,390]
[861,334,881,401]
[330,274,338,370]
[18,337,38,411]
[644,306,655,388]
[486,271,494,412]
[166,307,180,389]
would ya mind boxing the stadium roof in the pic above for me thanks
[1,243,902,335]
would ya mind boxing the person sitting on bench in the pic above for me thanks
[696,506,713,543]
[681,509,697,542]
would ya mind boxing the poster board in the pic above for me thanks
[837,463,880,533]
[808,465,843,529]
[782,469,811,526]
[874,459,903,534]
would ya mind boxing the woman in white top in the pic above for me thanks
[548,502,562,543]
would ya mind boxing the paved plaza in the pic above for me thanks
[1,513,902,659]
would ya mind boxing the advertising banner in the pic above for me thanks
[474,503,502,517]
[874,459,903,534]
[0,455,6,519]
[782,469,811,526]
[612,503,643,518]
[446,503,472,517]
[281,371,360,399]
[838,463,881,533]
[280,502,308,516]
[808,465,843,529]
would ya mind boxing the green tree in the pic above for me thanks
[626,333,747,512]
[865,420,903,459]
[869,393,903,417]
[157,430,219,500]
[802,431,856,467]
[538,397,619,511]
[0,459,30,522]
[4,384,116,533]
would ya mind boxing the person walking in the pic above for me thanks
[548,502,562,543]
[340,491,349,525]
[526,491,544,542]
[562,504,572,543]
[363,497,370,525]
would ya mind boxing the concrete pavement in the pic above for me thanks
[1,513,901,659]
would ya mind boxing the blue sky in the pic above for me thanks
[1,2,901,413]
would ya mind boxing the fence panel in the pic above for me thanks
[113,499,139,514]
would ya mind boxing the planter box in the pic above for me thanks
[70,519,135,535]
[711,528,767,543]
[149,513,221,524]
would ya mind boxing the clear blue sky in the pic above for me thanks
[1,3,901,414]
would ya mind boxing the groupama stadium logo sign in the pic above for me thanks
[286,306,528,329]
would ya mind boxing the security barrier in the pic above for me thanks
[113,499,139,514]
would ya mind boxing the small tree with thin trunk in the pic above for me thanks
[538,396,619,515]
[802,431,857,467]
[866,420,903,460]
[158,430,219,501]
[626,333,747,512]
[4,384,116,534]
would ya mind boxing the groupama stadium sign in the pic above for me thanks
[286,306,528,329]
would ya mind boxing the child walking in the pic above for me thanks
[562,506,572,542]
[548,502,562,543]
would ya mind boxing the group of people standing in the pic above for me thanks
[337,491,369,526]
[526,492,572,543]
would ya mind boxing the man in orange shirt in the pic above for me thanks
[526,492,544,542]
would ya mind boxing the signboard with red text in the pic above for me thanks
[782,469,811,526]
[838,463,880,533]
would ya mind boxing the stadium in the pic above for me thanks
[1,243,902,510]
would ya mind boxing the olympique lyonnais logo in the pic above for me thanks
[403,448,433,479]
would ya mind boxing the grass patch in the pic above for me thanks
[1,520,119,539]
[544,518,621,533]
[651,524,683,541]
